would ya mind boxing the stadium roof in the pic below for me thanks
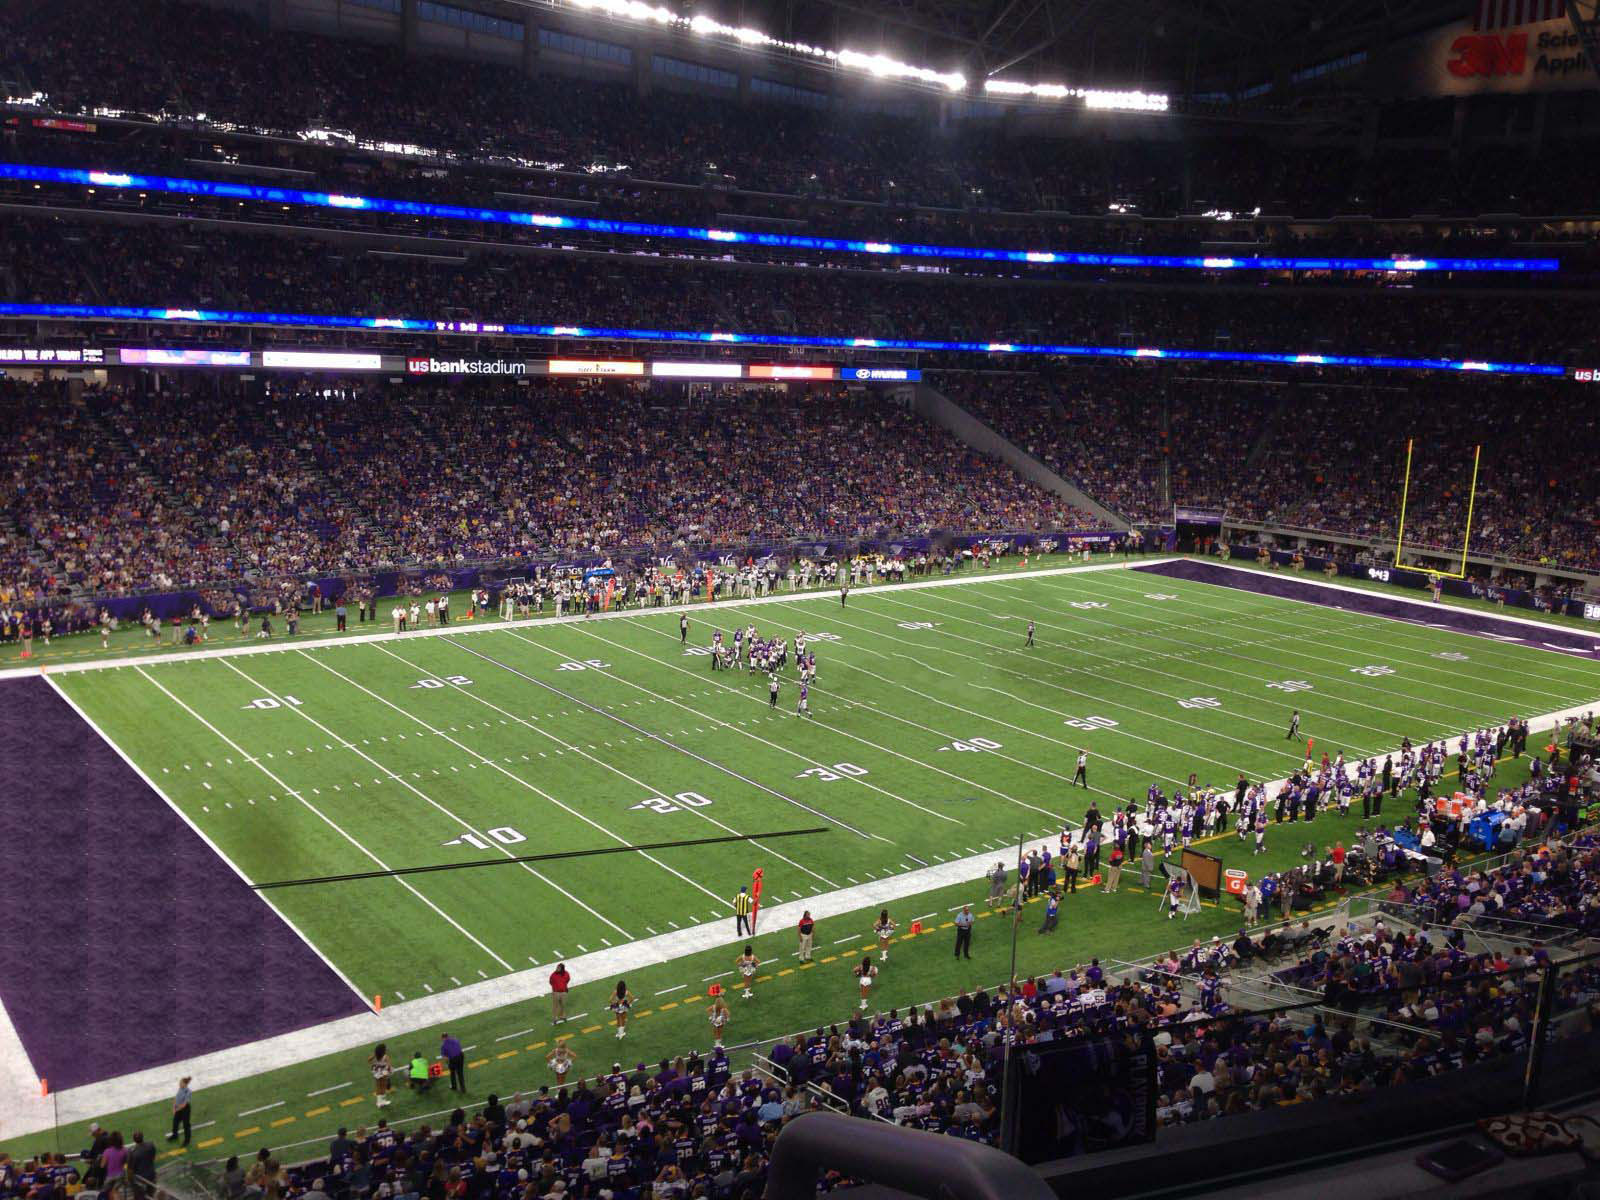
[523,0,1476,103]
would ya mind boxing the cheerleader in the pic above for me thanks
[367,1043,393,1108]
[873,910,896,962]
[854,956,878,1010]
[707,996,731,1048]
[547,1042,577,1087]
[609,980,634,1038]
[735,946,759,1000]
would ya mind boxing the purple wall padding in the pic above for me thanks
[1135,559,1600,662]
[0,676,366,1090]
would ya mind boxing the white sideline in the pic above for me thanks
[1193,559,1600,654]
[0,557,1172,683]
[0,555,1150,1136]
[3,558,1598,1140]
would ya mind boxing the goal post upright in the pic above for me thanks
[1457,443,1483,579]
[1392,438,1415,571]
[1394,438,1482,581]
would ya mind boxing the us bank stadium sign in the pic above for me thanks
[406,356,529,376]
[1409,14,1593,93]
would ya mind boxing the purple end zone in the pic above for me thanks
[1136,559,1600,662]
[0,675,366,1091]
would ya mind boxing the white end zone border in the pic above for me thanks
[1189,559,1600,658]
[4,554,1598,1139]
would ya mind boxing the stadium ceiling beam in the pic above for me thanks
[979,0,1100,77]
[803,0,985,48]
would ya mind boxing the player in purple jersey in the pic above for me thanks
[797,681,809,717]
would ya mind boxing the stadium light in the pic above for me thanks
[984,81,1170,111]
[560,0,966,92]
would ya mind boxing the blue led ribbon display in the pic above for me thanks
[0,302,1567,376]
[0,164,1560,273]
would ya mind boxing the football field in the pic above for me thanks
[51,561,1600,995]
[7,556,1600,1153]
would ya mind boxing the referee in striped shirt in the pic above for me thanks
[734,886,754,937]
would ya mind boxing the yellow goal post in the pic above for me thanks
[1392,438,1482,580]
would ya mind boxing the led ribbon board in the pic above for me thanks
[3,165,1560,274]
[0,303,1566,377]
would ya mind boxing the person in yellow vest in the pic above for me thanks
[734,886,754,937]
[409,1051,432,1093]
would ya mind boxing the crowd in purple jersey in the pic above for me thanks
[0,381,1088,608]
[11,846,1596,1200]
[9,0,1600,223]
[0,213,1586,364]
[937,370,1599,572]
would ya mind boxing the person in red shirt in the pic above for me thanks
[1329,842,1346,887]
[549,963,571,1025]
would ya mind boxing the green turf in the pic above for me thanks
[9,560,1600,1162]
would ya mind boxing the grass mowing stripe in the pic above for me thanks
[890,583,1410,746]
[929,586,1384,752]
[446,634,877,844]
[974,581,1495,734]
[1026,577,1506,725]
[779,600,1258,782]
[297,646,728,910]
[132,664,515,973]
[503,623,973,837]
[1089,572,1600,709]
[219,654,631,944]
[893,591,1312,765]
[588,615,1085,826]
[379,636,844,891]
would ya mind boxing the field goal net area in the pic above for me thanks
[1392,438,1483,579]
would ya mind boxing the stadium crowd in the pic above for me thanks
[8,0,1600,227]
[0,212,1584,365]
[15,831,1596,1200]
[935,370,1599,571]
[0,379,1090,609]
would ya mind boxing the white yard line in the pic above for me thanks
[476,638,875,844]
[743,598,1303,780]
[1029,575,1501,724]
[1087,571,1598,709]
[929,587,1369,753]
[1059,575,1541,719]
[375,638,840,888]
[220,656,634,936]
[17,689,1600,1141]
[897,587,1451,740]
[610,613,1094,821]
[978,578,1411,743]
[296,647,720,911]
[134,664,517,971]
[787,601,1247,785]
